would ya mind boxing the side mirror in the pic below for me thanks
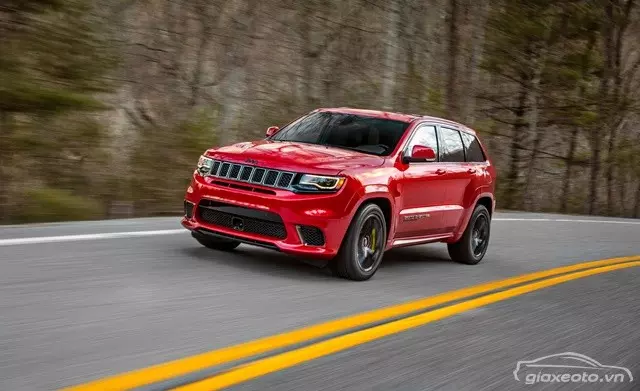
[403,145,437,163]
[266,126,279,137]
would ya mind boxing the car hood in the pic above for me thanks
[206,140,385,175]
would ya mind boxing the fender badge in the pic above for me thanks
[403,214,429,221]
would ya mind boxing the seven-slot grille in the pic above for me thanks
[206,160,295,189]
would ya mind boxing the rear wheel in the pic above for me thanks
[331,203,387,281]
[192,232,241,251]
[447,204,491,265]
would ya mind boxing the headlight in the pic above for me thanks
[196,155,214,175]
[297,174,346,191]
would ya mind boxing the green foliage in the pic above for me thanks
[127,107,219,216]
[0,0,118,223]
[12,187,104,223]
[0,0,116,115]
[0,78,107,113]
[423,87,445,117]
[177,108,220,155]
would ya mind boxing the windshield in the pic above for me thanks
[270,111,410,156]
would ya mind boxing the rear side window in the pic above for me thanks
[439,127,465,162]
[460,132,486,162]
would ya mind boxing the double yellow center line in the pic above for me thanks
[63,256,640,391]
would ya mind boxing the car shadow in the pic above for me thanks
[182,245,336,280]
[380,245,454,269]
[182,241,458,279]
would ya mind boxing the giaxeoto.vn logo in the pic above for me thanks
[513,352,633,385]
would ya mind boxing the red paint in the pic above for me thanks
[182,108,496,260]
[410,145,436,161]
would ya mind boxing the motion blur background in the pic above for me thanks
[1,0,639,224]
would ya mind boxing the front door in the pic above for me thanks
[395,124,449,239]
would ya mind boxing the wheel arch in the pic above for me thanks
[475,195,495,216]
[449,192,495,243]
[349,190,396,248]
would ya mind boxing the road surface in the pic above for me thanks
[1,212,639,390]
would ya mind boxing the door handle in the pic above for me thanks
[467,168,477,174]
[435,168,447,175]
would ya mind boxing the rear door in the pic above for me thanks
[460,130,491,205]
[436,126,472,232]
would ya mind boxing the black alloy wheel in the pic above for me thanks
[331,203,387,281]
[447,204,491,265]
[355,214,384,273]
[471,214,490,258]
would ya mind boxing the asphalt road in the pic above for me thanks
[1,212,639,390]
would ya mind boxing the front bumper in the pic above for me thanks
[181,173,357,259]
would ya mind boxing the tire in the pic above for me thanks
[447,204,491,265]
[192,232,241,251]
[331,203,387,281]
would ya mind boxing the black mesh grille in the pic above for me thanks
[264,170,278,186]
[198,203,287,240]
[229,164,241,179]
[298,225,325,246]
[277,172,294,188]
[184,201,194,218]
[251,168,266,183]
[219,163,230,177]
[240,166,253,181]
[211,161,220,175]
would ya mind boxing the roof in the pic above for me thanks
[317,107,475,134]
[317,107,418,123]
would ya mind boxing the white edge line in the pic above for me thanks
[0,229,185,246]
[0,218,639,247]
[493,218,640,225]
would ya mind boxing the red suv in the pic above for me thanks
[182,108,496,280]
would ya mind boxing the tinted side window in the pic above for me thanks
[460,132,486,162]
[406,125,438,159]
[439,127,465,162]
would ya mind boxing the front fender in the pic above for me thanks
[343,184,397,249]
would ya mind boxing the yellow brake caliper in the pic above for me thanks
[371,228,376,251]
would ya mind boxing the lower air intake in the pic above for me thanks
[297,225,325,246]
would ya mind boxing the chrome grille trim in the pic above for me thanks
[206,160,296,190]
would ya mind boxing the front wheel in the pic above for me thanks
[331,203,387,281]
[447,205,491,265]
[192,232,241,251]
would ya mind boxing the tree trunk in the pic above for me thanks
[504,79,529,209]
[0,111,11,222]
[398,0,412,111]
[445,0,460,118]
[299,3,313,109]
[382,0,400,110]
[560,127,579,213]
[562,33,595,214]
[634,180,640,218]
[466,0,490,124]
[588,131,603,215]
[591,0,615,215]
[190,5,212,108]
[522,46,546,210]
[619,171,627,217]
